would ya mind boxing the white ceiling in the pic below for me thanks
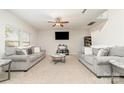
[8,9,106,31]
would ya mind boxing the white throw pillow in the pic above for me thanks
[84,47,92,55]
[34,47,41,53]
[97,48,109,56]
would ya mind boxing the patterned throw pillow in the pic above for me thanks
[97,48,109,56]
[84,47,92,55]
[16,49,28,55]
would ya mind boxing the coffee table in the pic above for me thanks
[51,54,66,64]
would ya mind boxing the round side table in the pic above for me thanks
[0,59,12,82]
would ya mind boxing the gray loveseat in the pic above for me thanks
[79,46,124,77]
[3,46,46,71]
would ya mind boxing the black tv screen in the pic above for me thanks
[55,32,69,40]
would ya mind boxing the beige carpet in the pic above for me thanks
[1,55,113,84]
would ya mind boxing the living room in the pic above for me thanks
[1,9,124,85]
[1,0,124,93]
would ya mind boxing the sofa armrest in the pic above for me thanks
[94,56,124,65]
[2,54,30,62]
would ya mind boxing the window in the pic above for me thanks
[5,25,20,47]
[5,25,30,47]
[20,31,30,46]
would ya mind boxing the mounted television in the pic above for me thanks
[55,32,69,40]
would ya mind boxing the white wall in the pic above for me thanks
[38,29,90,55]
[0,10,38,57]
[90,10,124,46]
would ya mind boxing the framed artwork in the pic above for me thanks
[5,25,20,47]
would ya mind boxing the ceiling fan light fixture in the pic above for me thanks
[56,23,60,26]
[48,17,69,27]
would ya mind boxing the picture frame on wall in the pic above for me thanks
[5,25,20,47]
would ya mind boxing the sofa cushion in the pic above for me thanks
[27,48,32,55]
[109,46,124,57]
[16,48,28,55]
[31,46,41,53]
[83,55,96,65]
[29,53,42,62]
[92,48,100,56]
[84,47,92,55]
[16,50,24,55]
[16,49,25,55]
[4,55,28,62]
[3,52,44,62]
[97,48,109,56]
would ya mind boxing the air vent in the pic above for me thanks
[87,21,96,26]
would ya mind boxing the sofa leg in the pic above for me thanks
[24,70,28,72]
[97,76,102,78]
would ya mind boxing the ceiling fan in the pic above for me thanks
[48,17,69,27]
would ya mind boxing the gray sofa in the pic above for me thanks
[79,46,124,77]
[3,46,46,71]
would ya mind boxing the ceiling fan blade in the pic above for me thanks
[60,24,64,27]
[52,24,56,27]
[60,21,69,23]
[48,21,56,23]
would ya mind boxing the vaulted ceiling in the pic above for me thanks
[8,9,106,30]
